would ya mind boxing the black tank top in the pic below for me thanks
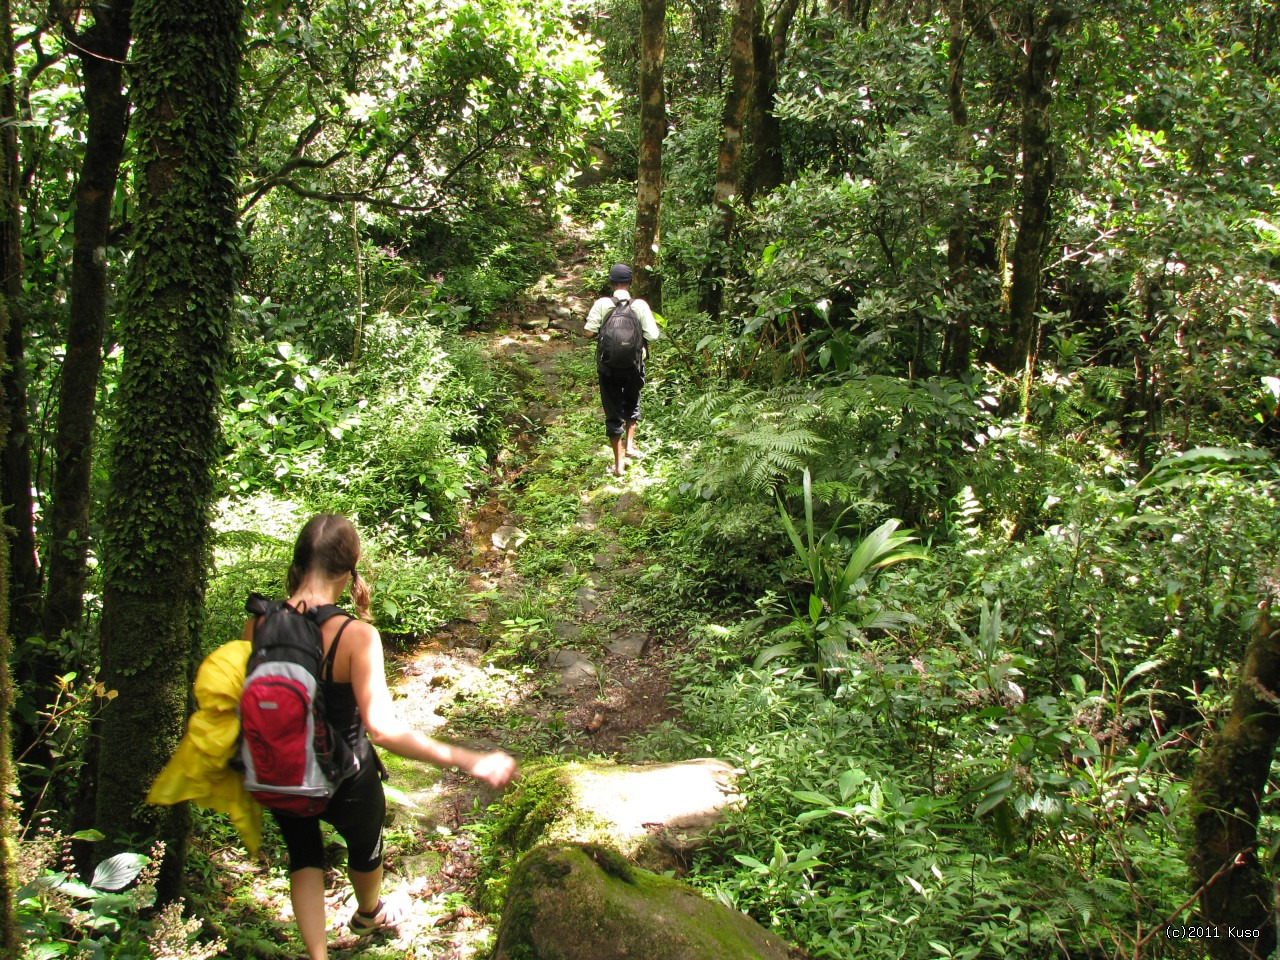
[319,615,382,775]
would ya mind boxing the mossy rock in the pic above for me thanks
[491,843,796,960]
[490,758,741,872]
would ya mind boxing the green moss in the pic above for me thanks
[492,843,792,960]
[477,763,573,912]
[490,763,574,852]
[581,842,634,884]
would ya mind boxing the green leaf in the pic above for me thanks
[791,789,834,805]
[28,944,69,959]
[838,768,867,801]
[91,852,148,892]
[1123,659,1162,687]
[52,877,99,899]
[753,641,802,668]
[383,784,420,809]
[975,776,1012,818]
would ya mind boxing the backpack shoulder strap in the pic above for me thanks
[320,615,358,682]
[308,603,347,626]
[245,592,272,617]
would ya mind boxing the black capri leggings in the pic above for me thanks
[271,763,386,873]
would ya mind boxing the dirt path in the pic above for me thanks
[309,243,681,958]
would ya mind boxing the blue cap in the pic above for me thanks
[609,263,633,285]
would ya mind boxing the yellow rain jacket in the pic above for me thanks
[147,640,263,855]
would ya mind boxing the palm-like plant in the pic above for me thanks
[758,470,926,687]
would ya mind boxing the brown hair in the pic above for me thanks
[287,514,371,619]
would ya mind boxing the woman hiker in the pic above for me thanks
[244,513,519,960]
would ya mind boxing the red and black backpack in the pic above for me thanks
[238,593,360,816]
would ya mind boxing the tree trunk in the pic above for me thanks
[0,0,34,646]
[1002,5,1073,406]
[41,0,133,669]
[705,0,756,318]
[0,1,23,950]
[939,0,973,377]
[633,0,666,312]
[94,0,243,903]
[747,0,799,200]
[1188,596,1280,960]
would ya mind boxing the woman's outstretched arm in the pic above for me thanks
[349,620,519,787]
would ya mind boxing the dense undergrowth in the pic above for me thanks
[612,331,1279,959]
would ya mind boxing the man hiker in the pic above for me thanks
[584,263,661,476]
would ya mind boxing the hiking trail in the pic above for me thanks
[240,233,683,960]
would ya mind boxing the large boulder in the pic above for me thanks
[490,758,742,872]
[491,843,796,960]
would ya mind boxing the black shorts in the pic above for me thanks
[598,363,645,437]
[271,761,386,873]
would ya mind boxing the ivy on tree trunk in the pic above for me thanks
[94,0,243,902]
[940,0,974,378]
[0,0,35,648]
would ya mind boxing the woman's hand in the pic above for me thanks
[468,751,520,788]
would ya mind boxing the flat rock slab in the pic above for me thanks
[552,621,581,642]
[574,586,598,614]
[606,630,648,659]
[491,525,528,550]
[502,759,742,871]
[610,491,642,519]
[570,759,741,839]
[547,649,597,694]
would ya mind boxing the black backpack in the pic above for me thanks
[596,296,645,370]
[238,593,360,816]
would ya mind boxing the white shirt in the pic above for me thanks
[584,290,661,341]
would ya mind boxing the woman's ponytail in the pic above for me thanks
[349,568,372,621]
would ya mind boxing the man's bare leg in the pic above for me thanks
[624,420,641,458]
[609,434,626,475]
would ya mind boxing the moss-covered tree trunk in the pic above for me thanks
[93,0,243,902]
[0,1,23,951]
[41,0,134,651]
[633,0,665,312]
[1188,596,1280,960]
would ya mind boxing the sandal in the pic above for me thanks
[349,898,404,936]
